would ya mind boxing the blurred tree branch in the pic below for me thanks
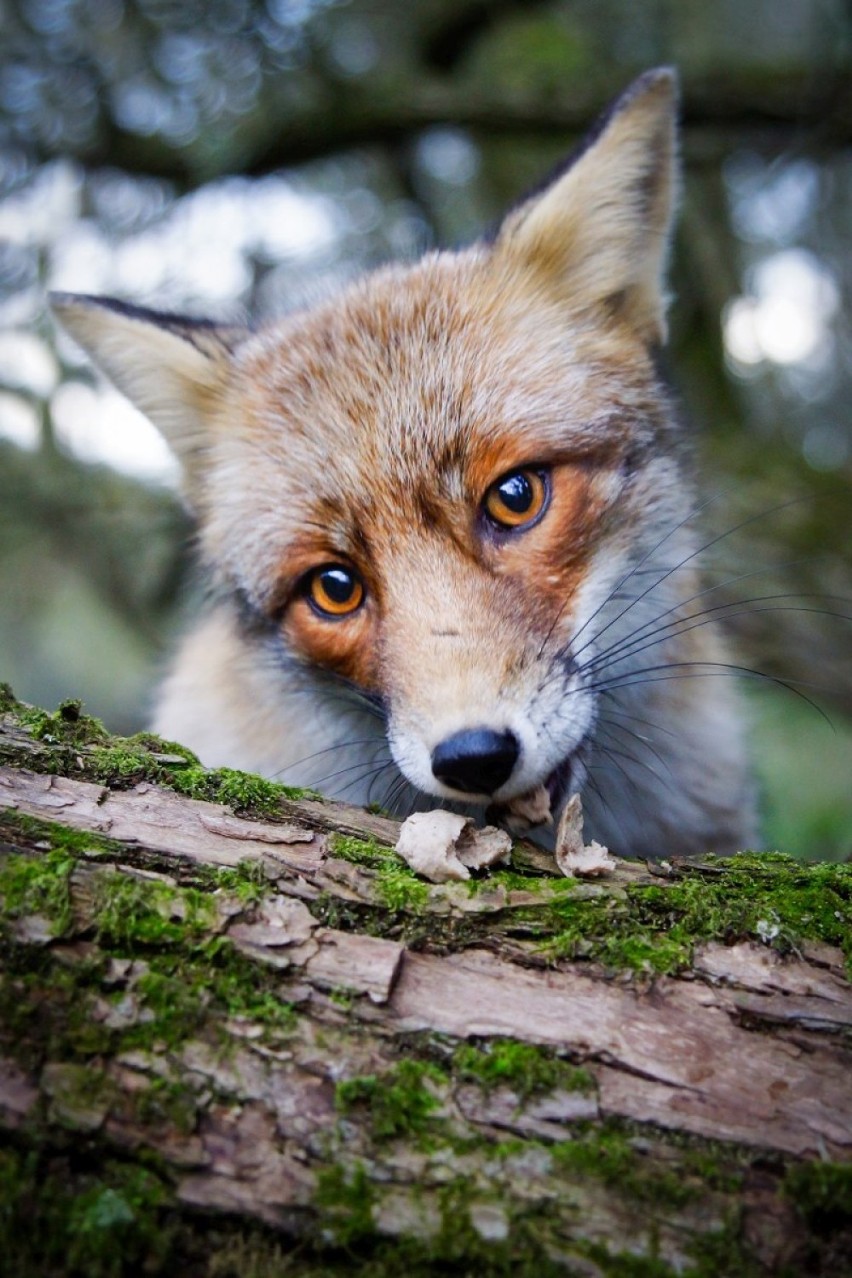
[10,69,852,188]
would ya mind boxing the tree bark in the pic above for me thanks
[1,694,850,1276]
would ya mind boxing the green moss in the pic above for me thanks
[205,1233,298,1278]
[42,1060,118,1131]
[0,1132,768,1278]
[84,745,156,784]
[130,1073,199,1133]
[122,942,296,1052]
[1,885,295,1069]
[681,1222,764,1278]
[121,731,200,765]
[168,764,317,813]
[314,1170,563,1274]
[198,942,298,1032]
[485,1127,746,1205]
[551,1123,698,1209]
[335,1059,447,1141]
[329,833,392,867]
[676,1146,745,1197]
[5,691,318,816]
[0,815,296,1051]
[452,1039,594,1100]
[214,859,270,905]
[315,1162,376,1246]
[328,834,431,911]
[570,1241,682,1277]
[85,746,316,813]
[93,867,214,950]
[533,852,852,975]
[0,950,115,1062]
[0,680,17,713]
[16,697,109,748]
[1,811,123,860]
[375,861,431,911]
[785,1160,852,1224]
[0,1147,174,1278]
[0,846,75,936]
[465,867,575,897]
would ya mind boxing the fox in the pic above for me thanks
[52,68,758,858]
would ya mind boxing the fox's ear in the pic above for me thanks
[50,293,243,500]
[493,68,678,343]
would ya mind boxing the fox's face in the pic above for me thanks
[52,70,689,818]
[202,253,682,810]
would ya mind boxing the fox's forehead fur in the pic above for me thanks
[210,247,671,603]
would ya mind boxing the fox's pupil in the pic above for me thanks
[499,472,533,513]
[321,568,354,602]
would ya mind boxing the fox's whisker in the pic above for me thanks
[594,738,673,791]
[367,760,403,809]
[597,699,679,742]
[564,483,744,663]
[569,496,809,670]
[597,718,674,779]
[584,598,852,679]
[269,735,389,780]
[331,761,398,803]
[303,754,393,791]
[590,661,835,729]
[579,555,833,674]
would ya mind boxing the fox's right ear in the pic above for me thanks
[492,68,679,344]
[50,293,243,502]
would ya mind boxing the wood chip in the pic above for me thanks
[456,822,513,871]
[395,812,511,883]
[554,793,617,878]
[492,784,552,833]
[228,896,318,949]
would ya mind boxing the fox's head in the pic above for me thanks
[52,69,687,820]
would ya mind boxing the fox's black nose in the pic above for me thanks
[431,728,519,795]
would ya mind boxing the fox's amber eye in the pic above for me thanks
[305,565,364,618]
[483,468,548,529]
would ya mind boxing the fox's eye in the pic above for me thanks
[483,468,548,530]
[304,564,364,618]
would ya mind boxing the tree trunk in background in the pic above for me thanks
[1,695,851,1277]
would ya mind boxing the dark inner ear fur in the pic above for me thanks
[50,292,246,360]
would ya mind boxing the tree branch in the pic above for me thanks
[1,692,851,1274]
[34,69,852,189]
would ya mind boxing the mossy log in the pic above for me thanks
[1,689,851,1277]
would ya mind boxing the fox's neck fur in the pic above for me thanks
[52,69,758,858]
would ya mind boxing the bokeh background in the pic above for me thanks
[0,0,850,858]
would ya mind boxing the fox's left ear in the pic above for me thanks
[493,68,678,344]
[50,293,244,505]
